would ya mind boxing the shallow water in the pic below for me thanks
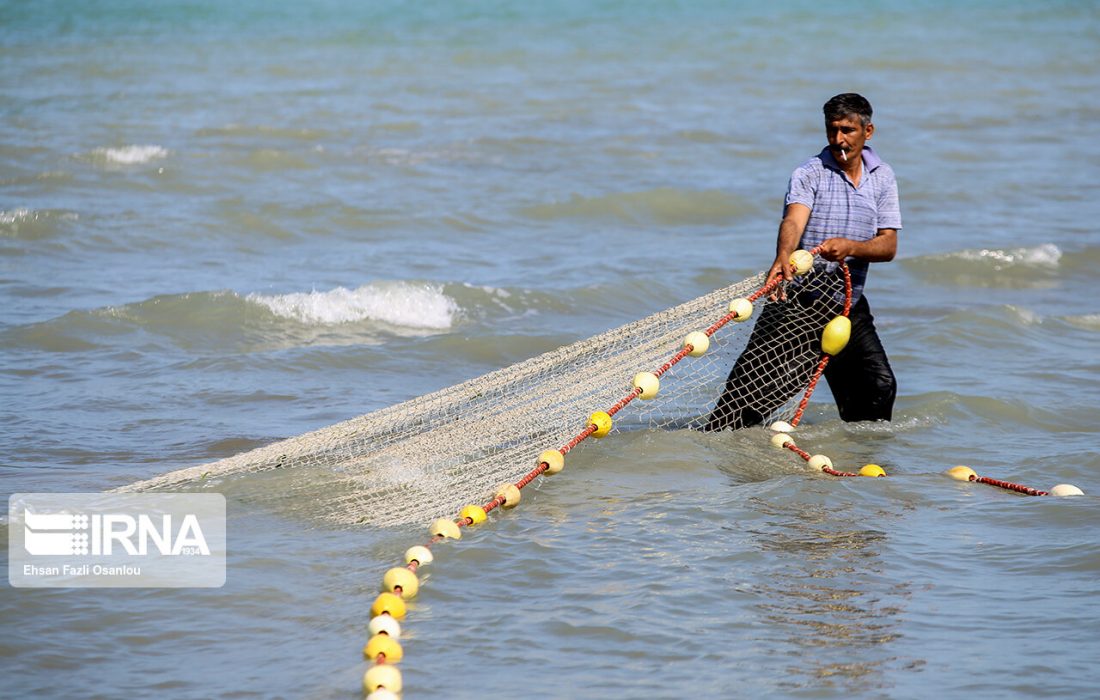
[3,1,1100,698]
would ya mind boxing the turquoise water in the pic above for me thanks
[3,1,1100,697]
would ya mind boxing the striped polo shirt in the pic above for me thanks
[784,145,902,299]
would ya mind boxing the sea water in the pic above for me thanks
[2,1,1100,697]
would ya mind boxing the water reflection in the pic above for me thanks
[744,495,914,693]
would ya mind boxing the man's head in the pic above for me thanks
[823,93,874,163]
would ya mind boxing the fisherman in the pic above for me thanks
[705,93,902,430]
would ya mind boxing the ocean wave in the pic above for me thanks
[248,282,458,329]
[954,243,1062,268]
[1063,314,1100,331]
[91,145,169,165]
[4,283,463,355]
[0,208,79,240]
[903,243,1062,287]
[517,188,754,226]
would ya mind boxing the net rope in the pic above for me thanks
[120,262,850,527]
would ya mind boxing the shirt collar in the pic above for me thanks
[819,145,882,172]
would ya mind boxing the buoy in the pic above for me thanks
[382,567,419,599]
[404,545,433,566]
[495,482,522,508]
[859,464,886,478]
[429,518,461,540]
[363,664,403,694]
[589,411,613,438]
[460,504,487,525]
[1049,484,1084,497]
[370,592,407,620]
[684,331,710,357]
[729,298,754,321]
[368,614,401,639]
[364,634,404,663]
[789,249,815,275]
[946,466,977,482]
[366,689,400,700]
[807,454,833,471]
[821,315,852,356]
[539,449,565,475]
[769,421,794,433]
[770,433,793,448]
[632,372,660,400]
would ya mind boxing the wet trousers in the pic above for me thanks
[702,294,896,431]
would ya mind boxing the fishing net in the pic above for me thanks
[120,261,847,527]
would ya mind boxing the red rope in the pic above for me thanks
[515,461,549,490]
[607,388,642,417]
[562,425,597,454]
[784,442,811,461]
[705,312,737,337]
[653,347,692,379]
[791,357,830,428]
[822,466,859,477]
[973,475,1048,497]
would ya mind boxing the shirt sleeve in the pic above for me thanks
[784,163,817,211]
[875,165,903,230]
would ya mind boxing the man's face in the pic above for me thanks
[825,114,873,162]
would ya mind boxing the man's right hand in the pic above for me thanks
[769,203,811,301]
[766,255,794,301]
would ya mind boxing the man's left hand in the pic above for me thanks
[816,237,855,261]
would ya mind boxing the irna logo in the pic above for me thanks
[23,509,211,557]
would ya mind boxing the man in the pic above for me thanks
[704,93,901,430]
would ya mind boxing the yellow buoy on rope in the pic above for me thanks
[821,315,851,356]
[382,567,419,599]
[460,504,487,525]
[789,249,815,275]
[363,664,403,694]
[539,449,564,475]
[370,592,407,620]
[363,634,404,663]
[683,331,710,357]
[859,464,886,478]
[632,372,660,399]
[589,411,613,438]
[728,297,754,321]
[429,518,462,540]
[946,465,977,481]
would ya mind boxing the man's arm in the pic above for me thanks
[816,228,897,263]
[767,203,812,286]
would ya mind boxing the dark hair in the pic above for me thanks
[824,93,873,126]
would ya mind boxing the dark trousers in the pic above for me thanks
[702,294,895,430]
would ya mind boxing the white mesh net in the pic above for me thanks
[120,261,847,527]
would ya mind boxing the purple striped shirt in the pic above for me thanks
[784,145,902,299]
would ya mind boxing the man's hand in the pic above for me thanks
[768,203,811,301]
[766,255,793,301]
[818,230,897,263]
[816,237,856,262]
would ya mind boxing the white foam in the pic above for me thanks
[249,282,458,329]
[1064,314,1100,331]
[957,243,1062,267]
[0,208,32,224]
[1006,305,1042,325]
[0,208,78,228]
[94,145,169,165]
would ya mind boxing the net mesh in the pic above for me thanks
[120,262,847,527]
